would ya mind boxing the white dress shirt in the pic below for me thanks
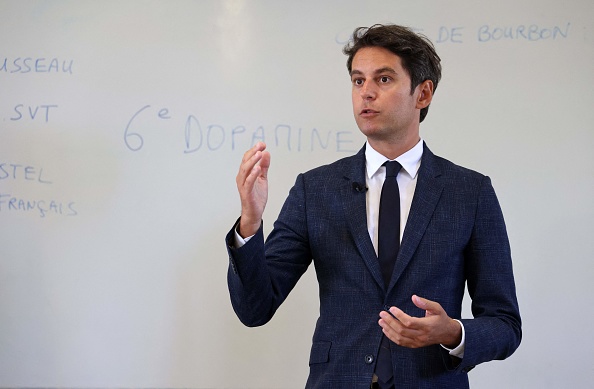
[364,140,423,256]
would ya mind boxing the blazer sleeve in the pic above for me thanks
[226,173,313,327]
[455,176,522,372]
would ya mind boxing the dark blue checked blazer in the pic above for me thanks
[226,142,521,389]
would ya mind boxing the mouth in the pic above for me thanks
[360,109,379,117]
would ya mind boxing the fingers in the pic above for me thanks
[255,142,271,172]
[378,309,425,348]
[237,143,270,199]
[237,142,268,187]
[242,153,266,190]
[380,306,423,335]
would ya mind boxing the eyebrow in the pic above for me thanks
[350,67,398,77]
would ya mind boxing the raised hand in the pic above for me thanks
[236,142,271,238]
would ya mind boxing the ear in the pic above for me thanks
[416,80,434,109]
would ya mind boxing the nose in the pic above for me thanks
[360,81,377,100]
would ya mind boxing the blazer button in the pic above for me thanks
[364,354,374,364]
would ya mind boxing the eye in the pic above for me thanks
[352,78,364,86]
[379,76,391,83]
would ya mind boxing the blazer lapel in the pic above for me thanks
[388,143,444,292]
[341,145,386,290]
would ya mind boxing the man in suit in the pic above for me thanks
[226,24,521,388]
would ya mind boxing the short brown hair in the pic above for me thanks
[343,24,441,122]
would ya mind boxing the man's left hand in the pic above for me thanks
[378,295,462,349]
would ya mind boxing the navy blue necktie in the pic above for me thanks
[375,160,401,388]
[378,160,401,287]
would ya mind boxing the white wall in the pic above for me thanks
[1,1,593,387]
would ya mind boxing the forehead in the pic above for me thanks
[351,46,404,74]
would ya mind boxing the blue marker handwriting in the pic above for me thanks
[336,22,571,45]
[10,104,58,122]
[0,57,73,74]
[124,105,358,154]
[0,163,52,184]
[0,193,77,218]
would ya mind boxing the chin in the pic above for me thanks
[357,124,384,138]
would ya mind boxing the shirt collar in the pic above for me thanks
[365,139,424,180]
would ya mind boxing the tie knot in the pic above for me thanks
[384,161,401,178]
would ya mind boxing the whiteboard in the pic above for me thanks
[1,1,593,387]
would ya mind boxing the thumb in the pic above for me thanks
[412,295,443,317]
